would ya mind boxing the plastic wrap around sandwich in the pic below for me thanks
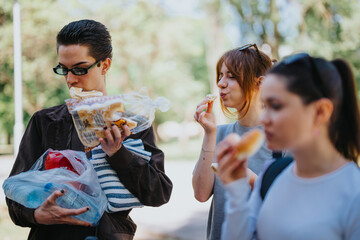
[66,87,138,148]
[211,129,265,172]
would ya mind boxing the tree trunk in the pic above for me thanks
[269,0,280,59]
[204,0,227,124]
[7,133,11,145]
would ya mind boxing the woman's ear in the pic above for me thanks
[101,58,112,75]
[314,98,334,126]
[255,76,264,90]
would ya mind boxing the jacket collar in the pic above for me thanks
[45,104,71,121]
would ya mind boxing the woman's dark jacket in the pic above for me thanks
[6,104,173,240]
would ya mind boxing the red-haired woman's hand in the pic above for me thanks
[194,97,217,134]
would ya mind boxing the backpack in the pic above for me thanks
[260,152,293,200]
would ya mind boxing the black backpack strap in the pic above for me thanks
[272,151,283,159]
[260,157,293,200]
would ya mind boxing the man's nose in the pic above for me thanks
[65,71,78,84]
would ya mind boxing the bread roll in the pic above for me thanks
[233,129,265,160]
[210,129,265,172]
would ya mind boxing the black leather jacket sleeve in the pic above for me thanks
[6,112,44,227]
[106,126,173,206]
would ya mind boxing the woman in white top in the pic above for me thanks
[192,44,274,240]
[216,53,360,240]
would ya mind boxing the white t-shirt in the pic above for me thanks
[222,160,360,240]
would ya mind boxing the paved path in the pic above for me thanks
[0,155,210,240]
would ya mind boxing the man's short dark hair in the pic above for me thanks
[56,19,112,60]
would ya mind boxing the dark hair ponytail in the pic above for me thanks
[269,54,360,163]
[331,59,360,163]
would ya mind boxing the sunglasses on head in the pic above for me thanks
[238,43,263,63]
[281,53,327,98]
[53,61,100,76]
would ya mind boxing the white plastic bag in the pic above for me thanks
[65,87,170,148]
[2,149,107,226]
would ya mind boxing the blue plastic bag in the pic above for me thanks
[2,149,107,226]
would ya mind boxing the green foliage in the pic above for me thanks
[285,0,360,87]
[0,0,72,138]
[98,1,209,124]
[0,0,210,140]
[0,2,15,137]
[226,0,360,88]
[97,0,210,125]
[1,0,360,143]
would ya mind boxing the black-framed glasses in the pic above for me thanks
[282,52,327,98]
[53,61,100,76]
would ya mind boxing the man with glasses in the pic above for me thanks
[6,19,173,240]
[53,60,100,76]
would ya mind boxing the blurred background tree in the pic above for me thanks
[2,2,360,238]
[0,0,360,149]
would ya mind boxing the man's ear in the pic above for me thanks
[314,98,334,126]
[101,58,111,75]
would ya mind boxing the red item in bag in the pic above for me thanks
[45,151,80,175]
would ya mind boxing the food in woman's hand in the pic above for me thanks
[103,102,125,120]
[76,101,124,124]
[232,129,265,160]
[74,100,139,147]
[69,87,103,99]
[211,129,265,172]
[206,94,217,103]
[66,88,164,149]
[113,117,137,130]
